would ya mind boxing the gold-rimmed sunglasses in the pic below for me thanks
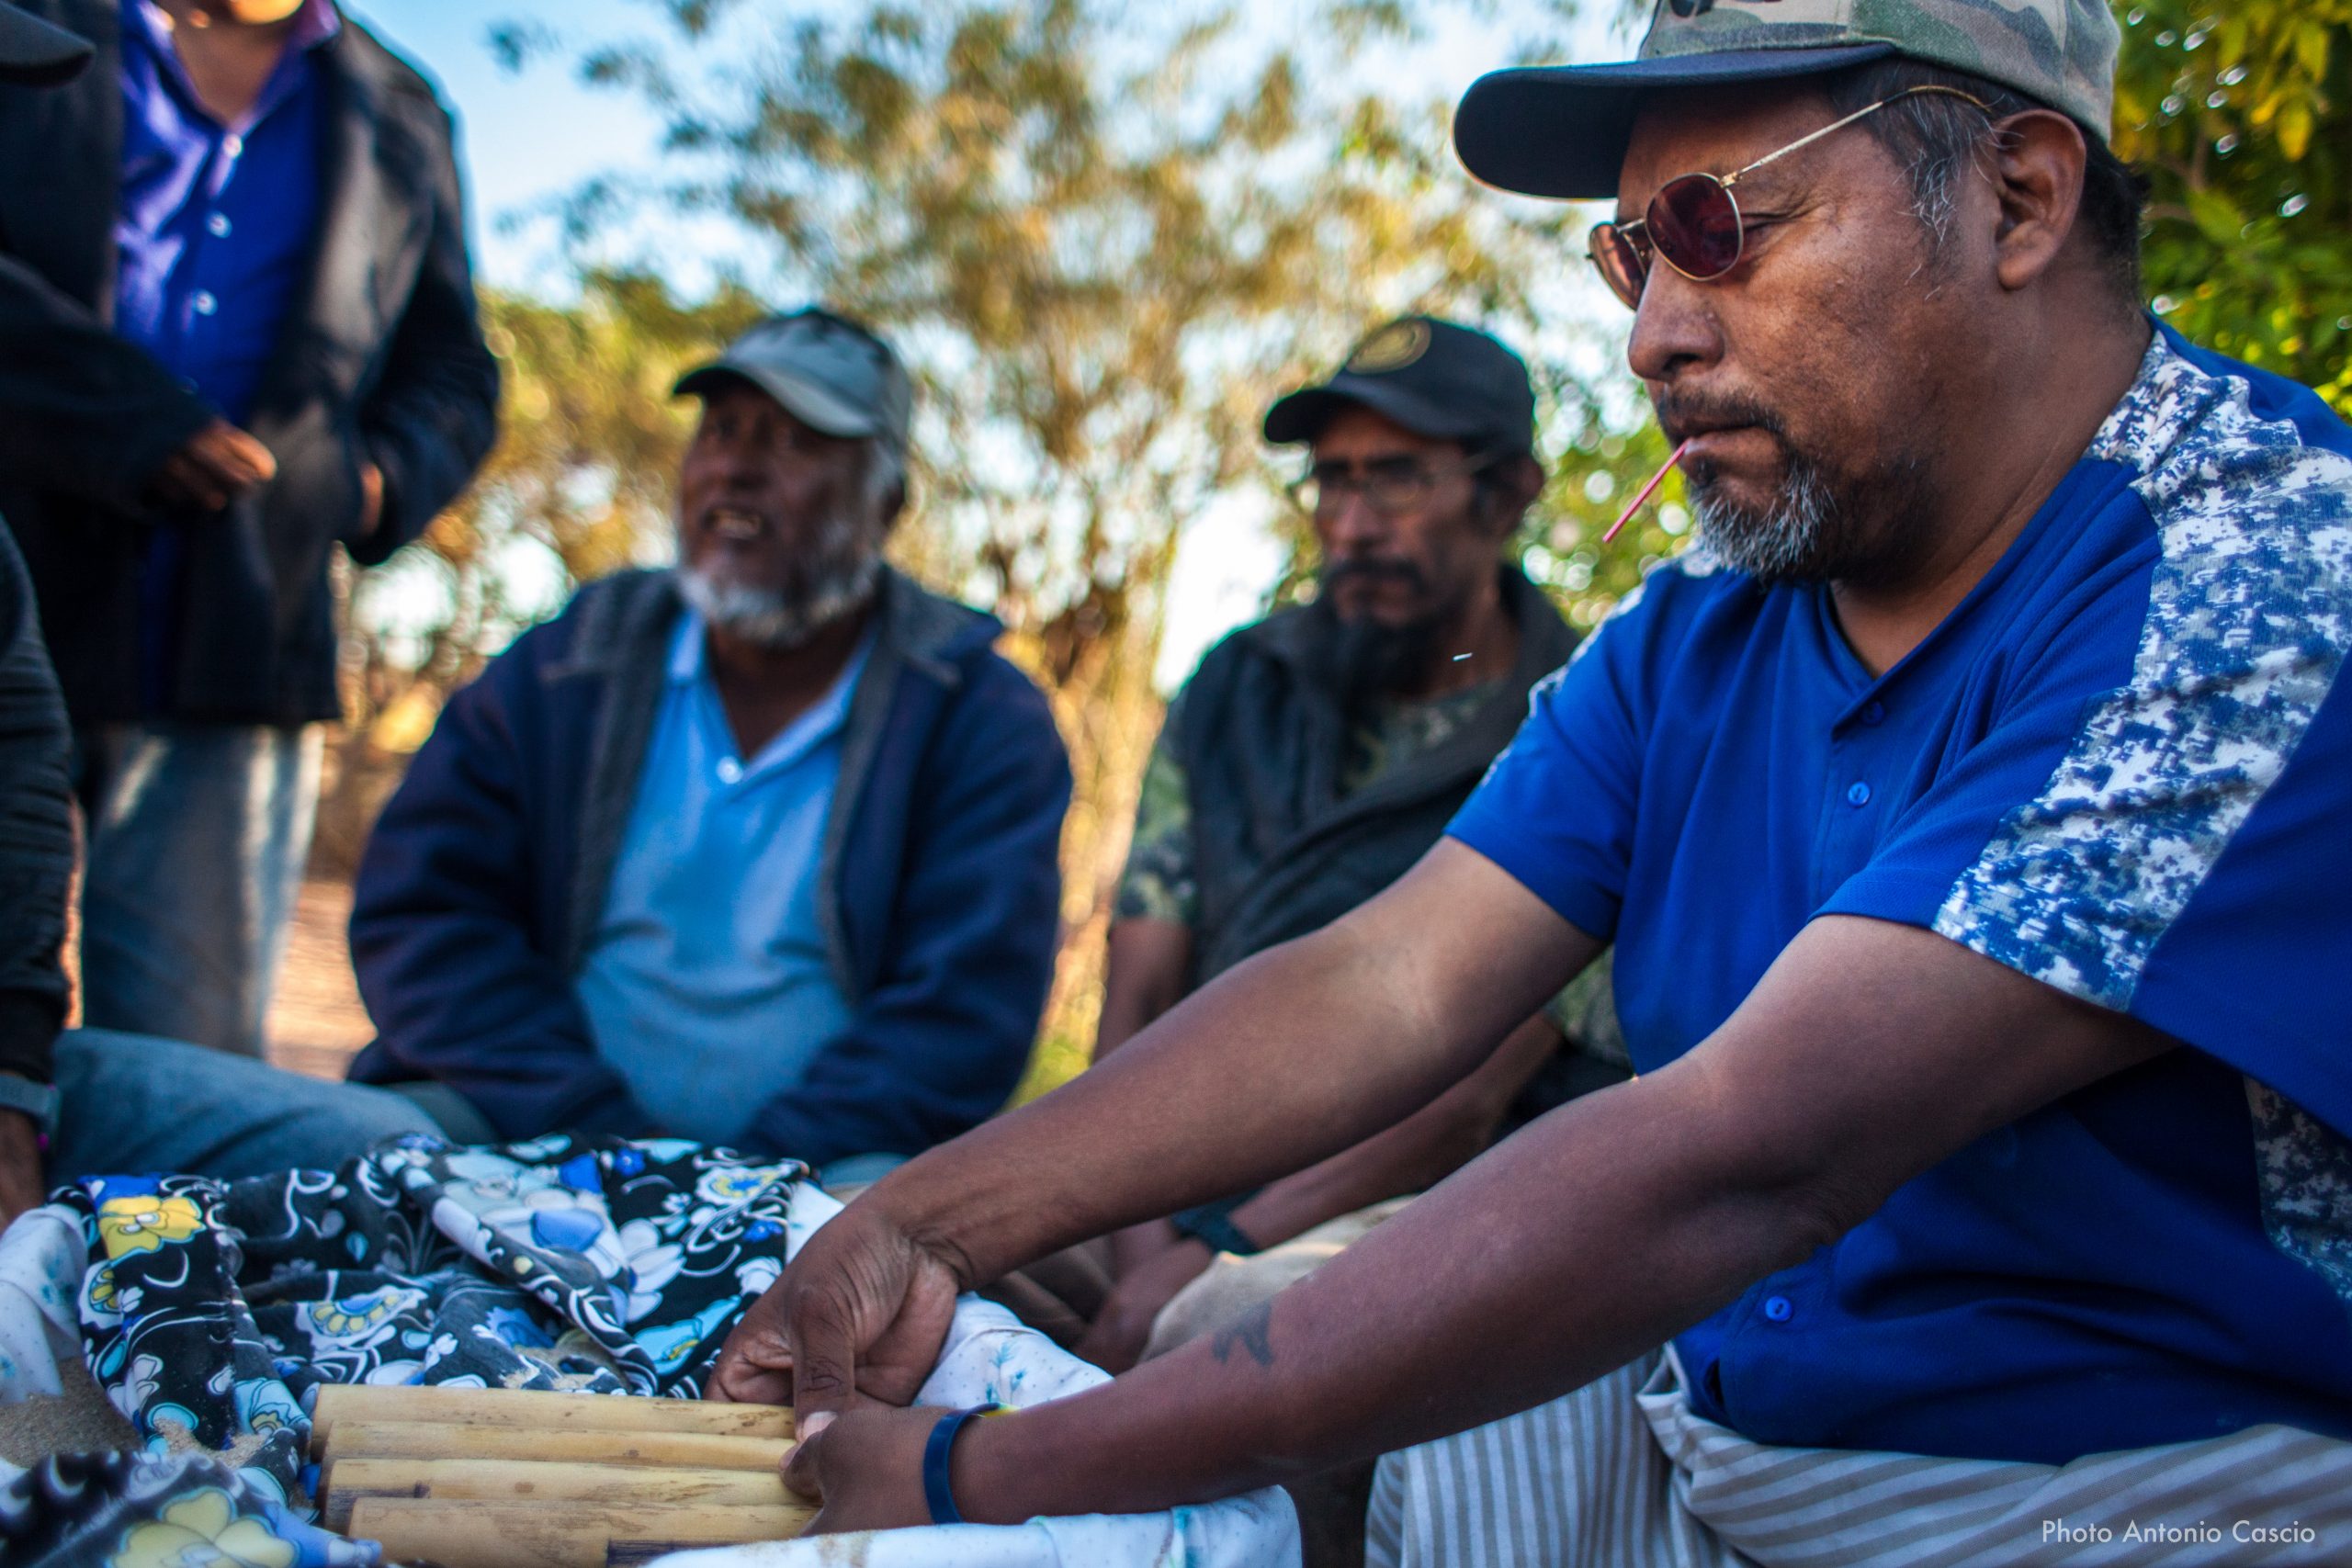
[1587,85,1993,310]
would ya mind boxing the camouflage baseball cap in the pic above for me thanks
[1454,0,2120,200]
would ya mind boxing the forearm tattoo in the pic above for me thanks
[1209,1301,1276,1368]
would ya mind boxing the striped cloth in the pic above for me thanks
[1367,1349,2352,1566]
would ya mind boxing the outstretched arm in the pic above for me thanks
[779,901,2169,1530]
[1077,1007,1562,1372]
[708,839,1599,1410]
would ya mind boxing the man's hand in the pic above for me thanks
[1074,1236,1213,1373]
[0,1107,44,1230]
[781,1404,949,1533]
[706,1195,963,1425]
[145,420,277,513]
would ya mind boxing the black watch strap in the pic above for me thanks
[1170,1201,1263,1258]
[0,1073,60,1138]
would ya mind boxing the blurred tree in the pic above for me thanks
[2110,0,2351,412]
[492,0,1621,1089]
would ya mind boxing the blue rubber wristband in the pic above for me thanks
[922,1404,1005,1526]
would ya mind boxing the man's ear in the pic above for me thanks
[1480,452,1545,537]
[1985,108,2089,294]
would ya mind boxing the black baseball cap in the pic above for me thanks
[0,1,90,84]
[1264,317,1535,457]
[674,307,913,454]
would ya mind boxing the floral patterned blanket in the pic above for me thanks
[2,1134,814,1568]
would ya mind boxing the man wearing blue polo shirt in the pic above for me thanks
[713,2,2352,1560]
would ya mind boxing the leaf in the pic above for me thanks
[2278,103,2312,159]
[2185,185,2248,244]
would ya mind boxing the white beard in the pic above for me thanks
[678,509,884,649]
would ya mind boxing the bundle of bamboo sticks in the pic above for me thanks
[311,1383,810,1568]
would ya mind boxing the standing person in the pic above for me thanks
[1036,318,1615,1376]
[712,1,2352,1559]
[0,0,440,1224]
[0,0,499,1056]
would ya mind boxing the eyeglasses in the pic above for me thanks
[1286,453,1501,518]
[1587,85,1992,310]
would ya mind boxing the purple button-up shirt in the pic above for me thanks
[115,0,336,423]
[115,0,337,708]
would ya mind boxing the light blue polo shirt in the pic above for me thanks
[576,612,874,1146]
[1450,327,2352,1463]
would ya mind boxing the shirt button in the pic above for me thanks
[207,213,232,238]
[222,133,243,158]
[717,759,742,784]
[1846,781,1871,807]
[190,291,218,316]
[1861,700,1885,726]
[1762,1295,1793,1324]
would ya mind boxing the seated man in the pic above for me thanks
[712,5,2352,1560]
[346,310,1072,1189]
[1037,319,1621,1371]
[14,309,1069,1199]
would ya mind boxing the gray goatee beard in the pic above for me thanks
[678,514,883,650]
[1690,457,1844,584]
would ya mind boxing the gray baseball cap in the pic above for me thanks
[674,308,913,452]
[0,1,91,84]
[1454,0,2121,201]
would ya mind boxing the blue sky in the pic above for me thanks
[344,0,678,292]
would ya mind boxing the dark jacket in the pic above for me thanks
[1176,565,1579,983]
[349,569,1074,1168]
[0,519,74,1084]
[0,0,499,725]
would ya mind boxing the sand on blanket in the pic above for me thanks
[0,1352,134,1467]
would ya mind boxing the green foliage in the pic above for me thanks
[2112,0,2352,412]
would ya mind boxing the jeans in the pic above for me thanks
[45,1029,442,1183]
[74,722,323,1057]
[43,1032,912,1189]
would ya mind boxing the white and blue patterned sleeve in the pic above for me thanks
[1835,339,2352,1133]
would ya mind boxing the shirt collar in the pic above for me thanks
[285,0,342,52]
[129,1,341,109]
[667,609,708,684]
[669,608,879,779]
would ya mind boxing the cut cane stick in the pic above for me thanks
[323,1420,791,1472]
[318,1458,794,1532]
[345,1498,811,1568]
[310,1383,793,1451]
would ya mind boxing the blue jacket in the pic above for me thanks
[347,568,1071,1167]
